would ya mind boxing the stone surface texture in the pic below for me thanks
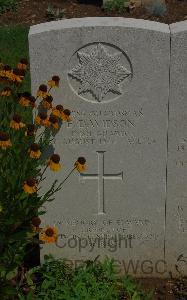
[29,18,171,277]
[166,21,187,277]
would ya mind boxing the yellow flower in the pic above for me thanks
[52,105,64,119]
[48,75,60,88]
[48,154,61,171]
[74,157,87,172]
[61,109,71,122]
[28,143,41,159]
[0,65,12,78]
[41,95,53,109]
[9,68,25,83]
[0,131,12,150]
[48,114,59,130]
[10,114,25,130]
[18,92,31,107]
[25,124,36,137]
[35,112,49,126]
[40,226,58,243]
[23,178,37,194]
[37,84,48,98]
[17,58,28,71]
[0,87,12,97]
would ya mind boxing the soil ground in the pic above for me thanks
[0,0,187,26]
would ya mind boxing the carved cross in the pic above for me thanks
[80,151,123,214]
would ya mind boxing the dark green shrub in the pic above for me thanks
[103,0,129,13]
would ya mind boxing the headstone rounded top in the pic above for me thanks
[29,17,170,36]
[170,20,187,33]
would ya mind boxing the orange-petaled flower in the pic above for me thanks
[9,68,25,83]
[48,154,61,171]
[48,75,60,88]
[17,58,28,71]
[37,84,48,98]
[23,178,37,194]
[48,114,59,130]
[61,109,71,122]
[52,105,64,119]
[28,143,41,159]
[10,114,25,130]
[25,124,36,137]
[41,95,53,109]
[18,92,31,107]
[0,65,12,78]
[40,226,58,243]
[35,112,49,126]
[0,131,12,150]
[74,157,87,172]
[0,87,12,97]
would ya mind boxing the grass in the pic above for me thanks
[0,25,30,91]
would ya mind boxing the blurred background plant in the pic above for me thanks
[46,5,66,21]
[145,0,167,17]
[103,0,129,12]
[0,0,18,15]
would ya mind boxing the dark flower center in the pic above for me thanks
[30,143,40,151]
[39,112,47,120]
[63,109,71,116]
[0,131,9,141]
[51,154,60,163]
[27,124,35,132]
[29,96,36,104]
[45,95,53,103]
[20,58,28,65]
[32,217,41,227]
[13,68,25,77]
[52,75,60,82]
[45,228,54,237]
[21,92,31,99]
[49,115,58,124]
[13,114,21,123]
[26,178,36,187]
[78,157,86,165]
[3,87,12,92]
[56,105,63,111]
[3,65,11,71]
[39,84,47,92]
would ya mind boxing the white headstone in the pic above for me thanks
[166,21,187,277]
[29,18,171,277]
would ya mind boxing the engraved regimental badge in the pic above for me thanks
[69,43,132,103]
